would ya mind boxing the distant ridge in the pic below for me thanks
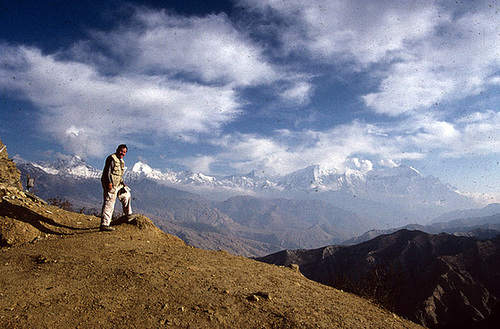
[343,206,500,245]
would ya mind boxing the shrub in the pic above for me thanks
[47,196,74,211]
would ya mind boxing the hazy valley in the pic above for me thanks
[14,154,489,257]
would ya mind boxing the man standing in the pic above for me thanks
[26,174,35,193]
[100,144,133,231]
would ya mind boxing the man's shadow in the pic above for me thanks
[0,201,95,236]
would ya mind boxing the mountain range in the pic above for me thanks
[14,155,488,256]
[343,205,500,245]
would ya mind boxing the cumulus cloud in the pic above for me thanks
[363,7,500,115]
[84,10,280,86]
[0,45,240,157]
[347,158,373,172]
[181,155,215,174]
[0,8,306,159]
[240,0,444,64]
[450,110,500,157]
[241,0,499,117]
[279,81,313,105]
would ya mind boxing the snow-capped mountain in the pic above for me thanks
[128,162,176,181]
[362,165,462,202]
[14,156,480,225]
[16,156,472,202]
[276,164,368,192]
[127,161,277,192]
[273,163,464,204]
[15,155,101,179]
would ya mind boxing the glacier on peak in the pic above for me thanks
[15,156,476,208]
[131,161,153,174]
[128,162,178,182]
[16,155,101,178]
[277,164,368,192]
[32,162,60,175]
[365,164,422,179]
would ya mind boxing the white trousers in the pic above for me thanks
[101,186,132,226]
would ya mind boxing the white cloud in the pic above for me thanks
[0,7,319,160]
[182,155,215,174]
[347,158,373,172]
[241,0,500,117]
[240,0,444,64]
[363,60,456,116]
[86,10,280,86]
[363,7,500,115]
[279,81,313,105]
[378,159,399,168]
[405,117,461,151]
[204,107,500,176]
[0,45,240,157]
[451,110,500,157]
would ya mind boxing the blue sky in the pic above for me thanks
[1,0,499,200]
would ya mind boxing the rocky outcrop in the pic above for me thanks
[0,138,48,247]
[257,229,500,328]
[0,138,22,191]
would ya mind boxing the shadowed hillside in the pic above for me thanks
[0,138,422,328]
[257,230,500,328]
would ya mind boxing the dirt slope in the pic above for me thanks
[0,196,425,328]
[0,140,422,328]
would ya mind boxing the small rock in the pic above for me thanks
[255,291,272,300]
[247,295,260,302]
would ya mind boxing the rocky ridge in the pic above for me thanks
[0,138,422,328]
[0,139,22,191]
[257,230,500,328]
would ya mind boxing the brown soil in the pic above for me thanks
[0,193,423,329]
